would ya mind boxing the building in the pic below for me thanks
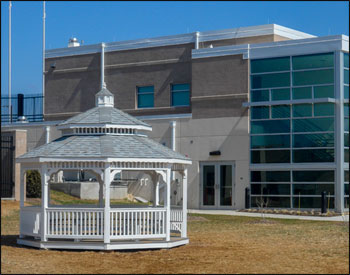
[2,24,349,213]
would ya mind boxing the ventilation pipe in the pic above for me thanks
[195,31,200,49]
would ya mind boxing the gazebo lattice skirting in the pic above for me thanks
[17,85,191,250]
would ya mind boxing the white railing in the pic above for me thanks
[109,208,166,240]
[170,208,183,233]
[20,207,41,237]
[46,208,104,239]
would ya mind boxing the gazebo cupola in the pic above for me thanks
[16,84,191,251]
[95,83,114,107]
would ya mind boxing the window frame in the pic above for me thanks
[170,83,191,107]
[136,85,155,109]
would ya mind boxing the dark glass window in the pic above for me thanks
[293,117,334,132]
[220,165,232,206]
[251,57,290,73]
[292,53,334,70]
[171,84,190,107]
[293,133,334,148]
[314,103,334,117]
[137,86,154,108]
[251,184,290,195]
[293,184,334,195]
[271,105,290,118]
[293,170,334,182]
[271,88,290,101]
[345,133,349,147]
[345,149,349,163]
[344,53,349,68]
[344,86,349,100]
[251,150,290,163]
[344,103,349,117]
[251,90,269,102]
[293,104,312,117]
[345,69,349,85]
[345,118,349,132]
[293,197,334,209]
[293,149,334,163]
[292,87,312,100]
[251,119,290,134]
[251,135,290,149]
[344,184,349,196]
[251,196,290,208]
[251,171,290,182]
[293,69,334,86]
[314,85,334,98]
[251,73,290,89]
[251,106,269,119]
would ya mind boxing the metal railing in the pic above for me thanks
[1,94,43,123]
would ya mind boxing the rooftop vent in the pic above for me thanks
[68,37,80,47]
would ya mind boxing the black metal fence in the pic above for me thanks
[1,94,43,123]
[1,135,14,198]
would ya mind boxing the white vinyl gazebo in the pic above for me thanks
[17,86,191,250]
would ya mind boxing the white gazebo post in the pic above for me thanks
[165,168,171,241]
[104,163,111,244]
[181,168,188,238]
[153,174,160,207]
[99,181,104,208]
[41,164,49,242]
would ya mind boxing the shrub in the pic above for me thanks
[26,170,41,198]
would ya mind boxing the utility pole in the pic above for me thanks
[42,1,46,117]
[9,1,12,123]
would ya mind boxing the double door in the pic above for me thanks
[201,162,235,209]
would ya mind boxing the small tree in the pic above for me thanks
[26,170,41,198]
[255,196,270,219]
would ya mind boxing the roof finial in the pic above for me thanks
[102,82,107,89]
[95,85,114,107]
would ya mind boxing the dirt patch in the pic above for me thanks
[187,215,209,222]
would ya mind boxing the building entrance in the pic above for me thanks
[200,162,235,209]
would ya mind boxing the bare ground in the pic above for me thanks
[1,201,349,274]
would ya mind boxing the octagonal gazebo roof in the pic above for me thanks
[17,86,191,165]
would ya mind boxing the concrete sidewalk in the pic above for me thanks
[188,209,349,222]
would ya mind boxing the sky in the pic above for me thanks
[1,1,349,96]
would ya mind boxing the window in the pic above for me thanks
[251,72,290,89]
[271,105,290,118]
[171,84,190,107]
[251,57,290,73]
[251,89,269,102]
[251,135,290,149]
[137,86,154,108]
[292,53,334,70]
[314,85,334,98]
[251,119,290,134]
[251,171,290,182]
[251,106,269,119]
[271,88,290,101]
[293,69,334,86]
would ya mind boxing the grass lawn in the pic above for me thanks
[1,198,349,274]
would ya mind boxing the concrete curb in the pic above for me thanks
[188,209,349,222]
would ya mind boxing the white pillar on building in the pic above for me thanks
[335,50,345,213]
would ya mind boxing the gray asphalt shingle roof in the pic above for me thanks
[59,106,150,127]
[18,135,190,161]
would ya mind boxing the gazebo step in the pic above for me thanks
[17,236,189,250]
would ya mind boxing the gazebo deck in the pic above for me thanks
[17,235,189,250]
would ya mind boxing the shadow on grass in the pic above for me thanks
[1,235,25,249]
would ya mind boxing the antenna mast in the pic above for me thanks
[42,1,46,117]
[9,1,12,123]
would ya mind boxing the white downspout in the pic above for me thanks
[45,126,50,143]
[101,43,105,89]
